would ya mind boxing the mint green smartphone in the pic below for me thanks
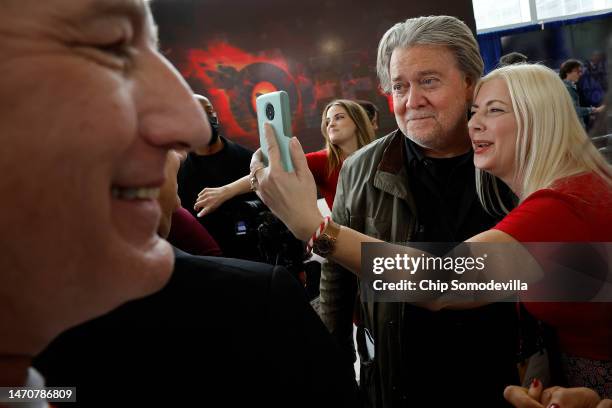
[256,90,294,172]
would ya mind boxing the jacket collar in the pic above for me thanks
[373,130,413,203]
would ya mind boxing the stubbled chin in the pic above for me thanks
[407,119,433,131]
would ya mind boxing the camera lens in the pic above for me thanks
[265,103,275,120]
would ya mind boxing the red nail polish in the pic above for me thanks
[531,378,540,388]
[549,404,560,408]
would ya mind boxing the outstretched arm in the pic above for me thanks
[251,124,522,274]
[250,124,380,273]
[193,175,251,217]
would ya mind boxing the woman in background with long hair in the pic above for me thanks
[193,99,375,214]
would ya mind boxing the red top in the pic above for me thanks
[494,172,612,360]
[306,149,341,210]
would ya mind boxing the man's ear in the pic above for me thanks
[464,75,477,105]
[465,75,476,94]
[464,75,477,118]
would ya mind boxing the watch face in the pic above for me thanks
[314,234,333,256]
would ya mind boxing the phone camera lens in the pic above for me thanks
[265,103,275,120]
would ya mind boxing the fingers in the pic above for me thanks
[197,187,213,199]
[597,400,612,408]
[251,166,266,182]
[540,386,562,407]
[289,137,310,180]
[250,148,266,174]
[528,378,543,402]
[504,385,545,408]
[194,193,209,209]
[263,123,281,172]
[194,196,217,217]
[194,198,207,216]
[542,387,601,408]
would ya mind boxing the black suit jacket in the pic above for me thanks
[34,249,359,407]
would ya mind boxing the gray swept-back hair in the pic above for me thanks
[377,15,483,93]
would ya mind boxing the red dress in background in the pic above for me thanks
[306,149,341,210]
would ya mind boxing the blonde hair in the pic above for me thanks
[320,99,375,174]
[377,15,483,93]
[475,64,612,214]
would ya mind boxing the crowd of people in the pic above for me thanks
[251,15,611,408]
[193,98,375,215]
[0,1,610,407]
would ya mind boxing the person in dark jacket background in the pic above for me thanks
[35,150,359,407]
[560,59,605,129]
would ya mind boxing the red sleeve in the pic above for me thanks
[494,190,589,242]
[306,150,327,186]
[168,207,223,256]
[499,191,612,361]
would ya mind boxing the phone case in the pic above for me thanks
[256,90,294,172]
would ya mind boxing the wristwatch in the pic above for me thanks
[312,219,341,257]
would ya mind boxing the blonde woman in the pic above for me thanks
[194,99,374,214]
[252,64,612,395]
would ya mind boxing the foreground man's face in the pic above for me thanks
[0,0,210,351]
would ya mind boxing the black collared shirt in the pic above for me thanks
[400,135,519,406]
[404,136,500,242]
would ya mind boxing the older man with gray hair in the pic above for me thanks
[319,15,518,407]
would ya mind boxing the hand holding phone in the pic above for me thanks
[256,90,294,172]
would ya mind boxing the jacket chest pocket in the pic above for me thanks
[364,217,392,240]
[365,216,412,243]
